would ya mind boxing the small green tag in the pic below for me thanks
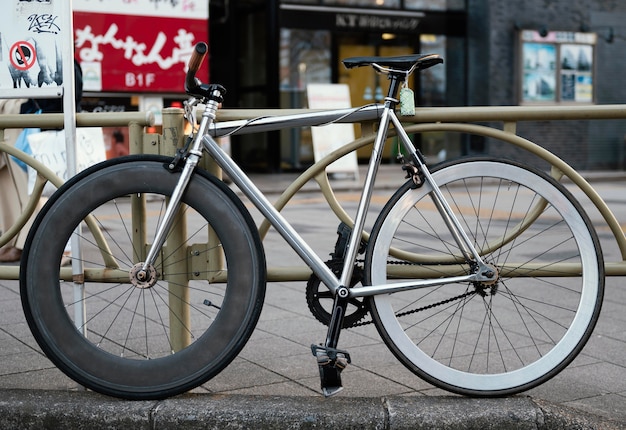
[400,87,415,116]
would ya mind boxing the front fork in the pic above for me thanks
[137,94,222,281]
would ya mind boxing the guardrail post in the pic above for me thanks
[130,119,149,267]
[160,107,191,351]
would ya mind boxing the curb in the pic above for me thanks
[0,390,622,430]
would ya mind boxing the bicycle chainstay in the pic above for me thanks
[349,259,478,328]
[311,220,479,329]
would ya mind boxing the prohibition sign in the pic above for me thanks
[10,41,37,71]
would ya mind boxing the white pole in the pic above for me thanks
[61,0,86,336]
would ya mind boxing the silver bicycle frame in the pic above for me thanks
[141,99,493,296]
[199,104,492,297]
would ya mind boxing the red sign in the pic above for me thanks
[74,12,209,93]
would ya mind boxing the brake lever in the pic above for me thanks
[183,97,198,132]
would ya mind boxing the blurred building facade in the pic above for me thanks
[209,0,626,171]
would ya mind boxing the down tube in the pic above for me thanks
[201,134,340,292]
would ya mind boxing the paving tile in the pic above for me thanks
[564,393,626,423]
[582,333,626,367]
[0,367,78,391]
[202,358,288,393]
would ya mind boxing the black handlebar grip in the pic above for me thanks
[185,42,208,91]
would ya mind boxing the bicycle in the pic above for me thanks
[20,42,604,400]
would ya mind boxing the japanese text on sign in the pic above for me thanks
[73,0,208,93]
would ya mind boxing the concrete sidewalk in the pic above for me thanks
[0,165,625,429]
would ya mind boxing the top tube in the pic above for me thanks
[209,104,384,138]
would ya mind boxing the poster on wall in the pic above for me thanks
[0,0,69,99]
[73,0,209,94]
[560,44,593,102]
[519,30,596,104]
[521,42,556,102]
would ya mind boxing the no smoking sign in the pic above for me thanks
[10,41,37,71]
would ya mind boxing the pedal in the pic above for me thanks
[311,344,351,397]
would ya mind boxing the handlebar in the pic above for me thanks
[185,42,208,93]
[184,42,225,101]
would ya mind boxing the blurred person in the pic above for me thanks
[0,98,31,262]
[112,129,129,157]
[0,60,83,263]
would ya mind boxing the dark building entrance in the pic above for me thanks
[210,0,468,171]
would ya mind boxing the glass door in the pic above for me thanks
[337,33,417,161]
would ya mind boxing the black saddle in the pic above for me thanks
[342,54,443,73]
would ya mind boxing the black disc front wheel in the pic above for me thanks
[20,156,266,399]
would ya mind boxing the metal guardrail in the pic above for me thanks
[218,105,626,279]
[2,105,626,283]
[216,104,626,126]
[3,105,625,352]
[0,111,154,280]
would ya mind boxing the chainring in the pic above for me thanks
[306,261,369,328]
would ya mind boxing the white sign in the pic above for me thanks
[0,0,69,99]
[307,83,359,177]
[27,128,106,196]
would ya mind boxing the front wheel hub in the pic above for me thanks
[130,263,158,289]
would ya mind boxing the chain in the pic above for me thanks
[351,290,476,327]
[350,259,477,328]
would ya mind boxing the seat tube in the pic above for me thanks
[320,100,394,354]
[338,104,393,288]
[338,75,401,288]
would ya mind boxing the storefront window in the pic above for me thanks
[420,34,446,105]
[276,1,467,168]
[417,33,466,162]
[280,29,331,90]
[279,29,332,167]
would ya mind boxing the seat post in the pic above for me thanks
[385,74,406,105]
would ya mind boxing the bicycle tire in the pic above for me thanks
[20,155,266,400]
[364,158,604,396]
